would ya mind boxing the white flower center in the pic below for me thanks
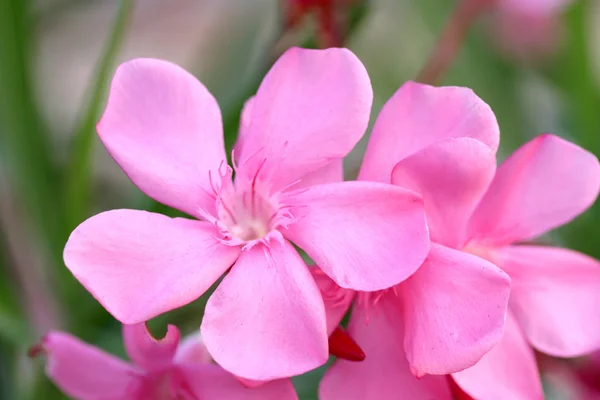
[201,160,298,248]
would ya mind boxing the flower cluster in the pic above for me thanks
[34,47,600,399]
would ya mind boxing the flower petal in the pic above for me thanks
[295,159,344,189]
[452,311,544,400]
[40,332,138,400]
[401,243,511,375]
[123,323,180,372]
[392,137,496,248]
[64,209,240,324]
[201,240,328,380]
[310,266,355,335]
[469,134,600,246]
[359,81,499,182]
[283,181,429,291]
[179,364,298,400]
[236,47,372,191]
[500,0,572,16]
[97,58,226,218]
[499,245,600,357]
[319,293,452,400]
[174,333,212,365]
[235,95,344,191]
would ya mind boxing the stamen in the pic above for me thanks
[218,198,237,225]
[196,207,217,225]
[231,149,239,172]
[250,158,268,217]
[208,170,219,196]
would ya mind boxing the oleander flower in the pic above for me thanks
[318,82,600,400]
[63,47,430,381]
[32,323,297,400]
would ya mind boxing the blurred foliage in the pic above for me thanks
[0,0,599,399]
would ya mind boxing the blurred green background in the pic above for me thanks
[0,0,599,399]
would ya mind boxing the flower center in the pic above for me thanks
[218,187,275,242]
[201,160,298,248]
[462,241,498,265]
[356,287,399,312]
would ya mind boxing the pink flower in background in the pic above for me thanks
[490,0,574,61]
[32,323,297,400]
[63,47,431,380]
[319,81,512,400]
[319,81,600,399]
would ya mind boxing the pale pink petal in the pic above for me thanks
[201,240,328,380]
[174,333,212,365]
[500,0,573,16]
[359,82,500,183]
[123,323,180,372]
[401,243,510,375]
[469,134,600,246]
[236,47,372,191]
[283,181,429,291]
[310,266,355,335]
[498,245,600,356]
[179,364,298,400]
[452,311,544,400]
[392,137,496,248]
[235,95,344,190]
[97,58,226,218]
[64,209,240,324]
[319,293,452,400]
[40,332,139,400]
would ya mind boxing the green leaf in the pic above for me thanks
[0,0,63,262]
[63,0,133,231]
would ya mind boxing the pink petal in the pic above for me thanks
[97,58,226,218]
[174,333,212,365]
[294,159,344,190]
[392,137,496,248]
[283,181,429,291]
[469,134,600,246]
[123,323,180,372]
[319,293,452,400]
[201,240,328,380]
[64,209,240,324]
[500,0,573,16]
[359,81,500,182]
[234,94,344,191]
[179,364,298,400]
[499,245,600,357]
[452,311,544,400]
[401,243,511,375]
[40,331,138,400]
[310,266,355,335]
[236,47,372,191]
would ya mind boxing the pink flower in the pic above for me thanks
[490,0,573,62]
[451,134,600,398]
[63,47,430,380]
[318,81,600,399]
[32,323,297,400]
